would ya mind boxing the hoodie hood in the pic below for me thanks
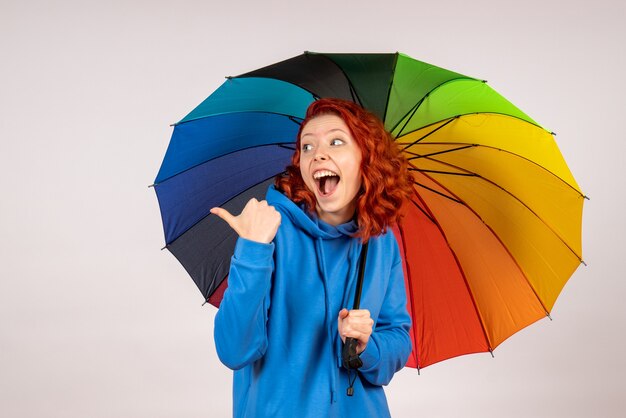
[266,185,358,239]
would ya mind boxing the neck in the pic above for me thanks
[315,204,356,226]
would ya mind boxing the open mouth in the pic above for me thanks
[313,170,340,197]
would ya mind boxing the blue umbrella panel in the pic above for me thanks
[154,78,313,304]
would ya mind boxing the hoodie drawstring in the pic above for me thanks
[314,238,337,403]
[314,238,363,403]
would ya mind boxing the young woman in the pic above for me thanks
[211,98,414,417]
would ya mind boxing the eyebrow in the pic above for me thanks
[301,128,347,138]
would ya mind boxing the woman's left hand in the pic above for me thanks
[337,309,374,354]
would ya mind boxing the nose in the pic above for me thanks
[313,151,328,161]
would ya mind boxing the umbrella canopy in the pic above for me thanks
[153,52,585,369]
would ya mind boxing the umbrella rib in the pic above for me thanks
[406,144,476,160]
[298,51,366,106]
[389,77,478,136]
[155,141,295,186]
[412,182,463,204]
[233,72,323,103]
[287,115,304,126]
[174,109,305,127]
[410,168,477,177]
[394,96,426,138]
[394,111,548,140]
[408,177,495,353]
[348,83,361,106]
[232,55,339,102]
[401,141,584,198]
[167,235,233,302]
[409,197,437,224]
[395,222,422,371]
[399,117,459,152]
[381,52,401,125]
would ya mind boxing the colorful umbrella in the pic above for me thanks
[153,52,585,370]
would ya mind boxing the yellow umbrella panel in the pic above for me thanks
[396,113,585,367]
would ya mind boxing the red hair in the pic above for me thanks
[275,98,413,242]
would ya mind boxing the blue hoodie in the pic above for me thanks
[214,185,411,418]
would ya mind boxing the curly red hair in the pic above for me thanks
[275,98,413,242]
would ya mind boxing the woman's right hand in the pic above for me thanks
[210,198,281,244]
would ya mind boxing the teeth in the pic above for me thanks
[313,170,338,179]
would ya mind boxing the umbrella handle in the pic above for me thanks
[341,242,369,371]
[342,337,363,370]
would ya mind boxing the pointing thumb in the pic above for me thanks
[210,207,236,228]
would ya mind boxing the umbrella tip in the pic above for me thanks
[583,195,590,200]
[148,183,155,188]
[161,245,168,251]
[489,349,495,358]
[551,131,557,136]
[225,75,233,79]
[581,259,588,267]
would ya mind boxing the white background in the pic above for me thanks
[1,0,625,416]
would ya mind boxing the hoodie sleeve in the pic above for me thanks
[214,237,274,370]
[357,250,412,386]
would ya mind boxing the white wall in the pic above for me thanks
[1,0,624,416]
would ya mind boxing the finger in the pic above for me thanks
[346,317,374,327]
[344,318,373,331]
[244,197,259,208]
[352,324,374,336]
[239,198,258,214]
[338,308,349,320]
[341,328,366,340]
[342,320,373,337]
[210,207,236,227]
[347,310,371,319]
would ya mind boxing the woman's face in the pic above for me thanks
[299,114,363,226]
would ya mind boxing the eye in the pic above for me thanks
[330,138,345,146]
[302,143,313,152]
